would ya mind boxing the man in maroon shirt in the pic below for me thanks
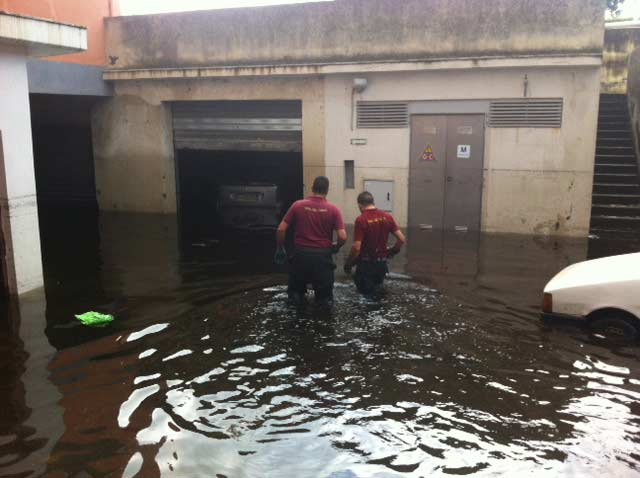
[276,176,347,303]
[344,191,406,295]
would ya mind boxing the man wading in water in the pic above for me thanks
[275,176,347,304]
[343,191,406,295]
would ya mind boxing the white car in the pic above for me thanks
[542,252,640,340]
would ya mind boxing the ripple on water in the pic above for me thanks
[17,280,640,477]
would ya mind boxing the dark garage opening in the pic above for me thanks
[173,100,303,241]
[177,149,303,239]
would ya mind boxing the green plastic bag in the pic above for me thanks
[74,311,114,327]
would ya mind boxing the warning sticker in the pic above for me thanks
[421,145,436,161]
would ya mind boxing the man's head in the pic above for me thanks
[357,191,375,212]
[311,176,330,196]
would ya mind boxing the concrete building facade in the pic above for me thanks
[95,0,604,236]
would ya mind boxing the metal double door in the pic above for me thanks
[409,115,485,231]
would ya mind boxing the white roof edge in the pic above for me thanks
[0,11,87,57]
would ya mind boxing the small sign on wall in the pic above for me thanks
[457,145,471,159]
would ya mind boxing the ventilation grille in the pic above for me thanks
[357,102,409,128]
[489,98,563,128]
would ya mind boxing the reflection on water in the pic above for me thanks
[1,210,639,477]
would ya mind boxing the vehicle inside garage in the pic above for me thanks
[172,100,303,239]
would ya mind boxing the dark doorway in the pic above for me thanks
[171,100,304,241]
[29,94,100,209]
[28,94,102,301]
[177,149,303,239]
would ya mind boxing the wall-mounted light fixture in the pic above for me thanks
[351,78,368,130]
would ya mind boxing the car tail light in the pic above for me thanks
[542,293,553,313]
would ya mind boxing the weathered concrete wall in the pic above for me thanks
[325,66,601,236]
[104,0,604,71]
[601,26,640,94]
[92,77,325,213]
[92,95,176,213]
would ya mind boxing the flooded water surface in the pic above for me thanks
[1,210,640,477]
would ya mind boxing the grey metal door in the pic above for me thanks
[364,179,394,212]
[408,116,447,228]
[443,115,485,231]
[409,115,484,230]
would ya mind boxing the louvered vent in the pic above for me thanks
[356,102,409,128]
[489,99,563,128]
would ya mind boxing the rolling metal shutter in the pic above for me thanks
[488,98,563,128]
[172,101,302,152]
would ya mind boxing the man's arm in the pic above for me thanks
[387,228,406,256]
[276,220,289,248]
[345,240,361,267]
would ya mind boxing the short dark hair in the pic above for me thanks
[312,176,330,195]
[357,191,375,205]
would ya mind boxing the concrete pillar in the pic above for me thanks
[0,44,44,295]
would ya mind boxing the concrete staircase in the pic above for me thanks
[590,94,640,233]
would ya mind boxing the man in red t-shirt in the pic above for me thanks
[344,191,406,295]
[276,176,347,303]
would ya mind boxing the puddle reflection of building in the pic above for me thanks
[0,290,64,478]
[402,229,589,307]
[98,212,181,297]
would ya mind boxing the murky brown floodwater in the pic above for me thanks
[1,208,640,478]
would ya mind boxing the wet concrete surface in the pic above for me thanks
[1,208,640,477]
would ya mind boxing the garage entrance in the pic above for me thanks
[172,101,303,239]
[409,115,485,231]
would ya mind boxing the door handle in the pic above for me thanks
[447,176,453,182]
[387,192,390,201]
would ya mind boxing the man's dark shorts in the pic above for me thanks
[354,260,388,295]
[288,247,336,302]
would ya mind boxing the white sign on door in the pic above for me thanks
[457,144,471,159]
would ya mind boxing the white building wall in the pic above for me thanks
[0,44,44,294]
[324,65,601,236]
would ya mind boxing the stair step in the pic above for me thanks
[596,154,636,163]
[595,164,638,174]
[599,114,629,119]
[593,193,640,205]
[597,133,633,139]
[597,134,633,139]
[591,214,640,221]
[598,123,631,129]
[590,215,640,231]
[596,148,635,156]
[596,139,634,147]
[598,124,631,133]
[592,204,640,217]
[595,156,637,163]
[593,183,640,194]
[594,173,639,184]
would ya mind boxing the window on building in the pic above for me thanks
[344,160,355,189]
